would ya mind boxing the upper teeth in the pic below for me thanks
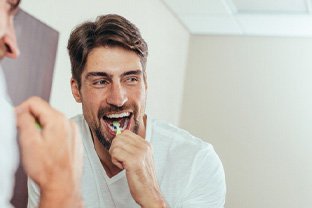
[106,112,130,118]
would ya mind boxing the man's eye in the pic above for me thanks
[126,77,139,84]
[93,79,109,86]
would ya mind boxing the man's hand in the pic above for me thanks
[109,130,166,208]
[15,97,83,208]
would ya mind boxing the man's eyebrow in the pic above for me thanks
[121,70,143,77]
[85,70,143,80]
[85,72,111,79]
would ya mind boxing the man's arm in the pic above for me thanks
[16,96,84,208]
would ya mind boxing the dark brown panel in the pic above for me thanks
[1,9,59,105]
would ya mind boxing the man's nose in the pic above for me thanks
[3,18,20,59]
[106,82,128,107]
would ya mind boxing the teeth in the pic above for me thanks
[106,112,130,118]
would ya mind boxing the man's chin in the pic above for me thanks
[95,130,112,151]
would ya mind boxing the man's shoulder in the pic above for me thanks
[70,114,89,136]
[149,119,213,152]
[70,114,85,125]
[150,119,224,188]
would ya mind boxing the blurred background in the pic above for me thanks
[6,0,312,207]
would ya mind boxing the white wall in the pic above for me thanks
[181,35,312,208]
[20,0,189,125]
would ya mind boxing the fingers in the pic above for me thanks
[15,96,58,128]
[111,157,124,170]
[113,130,146,149]
[17,111,41,144]
[17,111,43,177]
[109,131,152,170]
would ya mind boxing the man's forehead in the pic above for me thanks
[85,47,142,70]
[88,46,141,61]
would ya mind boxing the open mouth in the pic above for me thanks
[102,112,132,135]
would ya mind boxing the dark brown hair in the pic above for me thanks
[67,14,148,88]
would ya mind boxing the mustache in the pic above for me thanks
[98,104,134,119]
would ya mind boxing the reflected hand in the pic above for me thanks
[16,96,83,208]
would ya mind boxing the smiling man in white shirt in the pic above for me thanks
[28,14,227,208]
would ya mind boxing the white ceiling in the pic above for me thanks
[161,0,312,37]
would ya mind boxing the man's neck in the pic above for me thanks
[93,137,121,178]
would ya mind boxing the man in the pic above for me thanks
[28,14,226,208]
[0,0,83,207]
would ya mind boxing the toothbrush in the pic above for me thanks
[112,121,122,135]
[35,121,42,130]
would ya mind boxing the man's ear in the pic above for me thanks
[70,78,82,103]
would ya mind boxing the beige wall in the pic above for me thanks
[181,35,312,208]
[20,0,189,125]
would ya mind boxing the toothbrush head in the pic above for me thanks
[35,121,42,130]
[112,121,122,135]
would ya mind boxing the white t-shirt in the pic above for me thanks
[0,67,19,208]
[28,114,226,208]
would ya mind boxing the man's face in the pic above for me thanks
[0,0,19,60]
[71,46,147,150]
